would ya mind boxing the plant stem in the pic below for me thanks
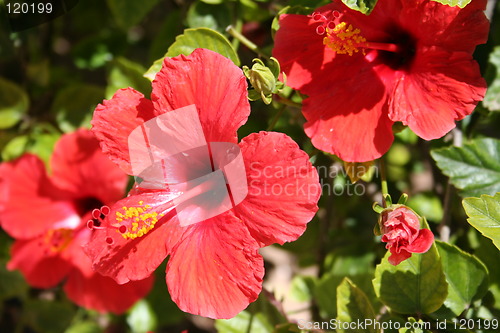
[267,104,287,131]
[226,25,270,59]
[379,157,389,207]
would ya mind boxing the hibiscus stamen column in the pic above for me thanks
[311,11,403,56]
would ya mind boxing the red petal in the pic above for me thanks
[166,211,263,319]
[0,155,79,238]
[84,192,183,284]
[302,56,394,162]
[64,269,154,314]
[7,237,72,288]
[50,129,128,204]
[389,50,486,140]
[91,88,156,174]
[388,248,412,266]
[273,13,331,89]
[151,48,249,143]
[234,132,320,246]
[405,229,434,254]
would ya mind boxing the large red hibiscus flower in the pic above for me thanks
[86,48,321,319]
[0,129,153,314]
[273,0,489,162]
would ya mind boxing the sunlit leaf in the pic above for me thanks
[145,28,240,81]
[431,241,489,319]
[429,0,471,8]
[215,311,274,333]
[106,57,152,99]
[484,46,500,111]
[65,321,102,333]
[343,161,374,183]
[407,193,444,223]
[341,0,378,14]
[373,245,448,314]
[431,138,500,197]
[463,192,500,251]
[127,300,157,333]
[0,77,29,129]
[336,278,379,333]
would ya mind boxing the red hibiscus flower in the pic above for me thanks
[87,48,321,319]
[273,0,489,162]
[0,129,153,314]
[380,206,434,265]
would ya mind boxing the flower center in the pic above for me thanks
[44,228,73,253]
[312,10,415,68]
[114,201,163,240]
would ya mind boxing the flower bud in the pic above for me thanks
[378,205,434,265]
[243,57,284,104]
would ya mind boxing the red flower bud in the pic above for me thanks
[380,206,434,265]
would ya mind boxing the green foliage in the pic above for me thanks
[373,245,448,314]
[106,0,161,29]
[431,138,500,197]
[341,0,378,14]
[484,46,500,111]
[127,300,157,333]
[25,300,76,333]
[106,57,152,98]
[52,85,104,133]
[0,261,28,300]
[187,1,232,33]
[0,77,29,129]
[429,0,472,8]
[145,28,240,81]
[432,241,489,319]
[463,192,500,251]
[336,278,379,333]
[216,311,274,333]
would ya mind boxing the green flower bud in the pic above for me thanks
[243,57,284,104]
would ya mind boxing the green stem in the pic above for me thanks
[275,94,302,108]
[267,104,286,131]
[379,158,389,207]
[226,25,270,59]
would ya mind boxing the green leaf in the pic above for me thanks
[127,300,157,333]
[215,311,274,333]
[271,6,314,38]
[52,84,104,133]
[373,245,448,314]
[336,278,379,333]
[341,0,378,14]
[431,241,489,319]
[407,193,444,223]
[463,192,500,251]
[65,321,102,333]
[25,300,75,333]
[429,0,471,8]
[0,260,28,300]
[0,77,29,129]
[1,135,29,161]
[314,273,343,318]
[431,138,500,197]
[106,0,161,29]
[290,275,316,302]
[107,57,151,99]
[483,46,500,111]
[145,28,240,81]
[186,1,232,33]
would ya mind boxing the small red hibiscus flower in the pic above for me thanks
[379,206,434,265]
[86,48,321,319]
[0,129,153,314]
[273,0,489,162]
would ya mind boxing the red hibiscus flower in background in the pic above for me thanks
[380,206,434,265]
[0,129,153,314]
[87,48,321,319]
[273,0,489,162]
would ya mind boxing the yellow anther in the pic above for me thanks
[323,22,366,56]
[116,202,161,240]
